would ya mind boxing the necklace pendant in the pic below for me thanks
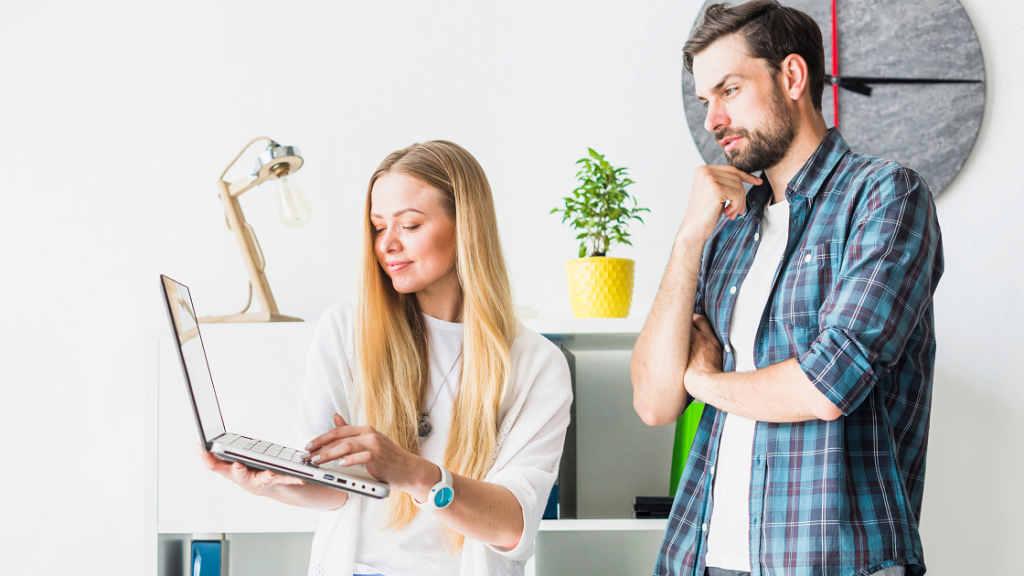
[418,414,432,438]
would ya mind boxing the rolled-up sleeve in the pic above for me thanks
[799,167,942,415]
[484,338,572,561]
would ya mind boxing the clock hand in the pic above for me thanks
[831,76,983,97]
[831,0,839,126]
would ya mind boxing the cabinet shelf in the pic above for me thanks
[156,518,668,535]
[521,317,644,350]
[539,518,667,532]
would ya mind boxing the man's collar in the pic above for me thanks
[744,127,849,218]
[786,127,849,200]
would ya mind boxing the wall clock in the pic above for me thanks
[681,0,986,196]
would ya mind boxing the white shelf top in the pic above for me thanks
[539,518,667,532]
[521,317,644,351]
[158,518,667,534]
[158,522,319,534]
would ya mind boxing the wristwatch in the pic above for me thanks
[414,464,454,511]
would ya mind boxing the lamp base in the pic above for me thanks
[198,312,303,324]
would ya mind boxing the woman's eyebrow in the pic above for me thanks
[369,208,427,218]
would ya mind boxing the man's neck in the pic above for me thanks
[764,114,829,203]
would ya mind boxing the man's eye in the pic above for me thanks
[700,100,709,109]
[725,87,738,96]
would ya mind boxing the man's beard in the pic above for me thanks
[717,83,797,174]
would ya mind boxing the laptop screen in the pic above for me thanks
[161,275,227,444]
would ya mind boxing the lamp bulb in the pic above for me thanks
[276,174,311,228]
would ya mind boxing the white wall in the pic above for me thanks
[0,0,1020,573]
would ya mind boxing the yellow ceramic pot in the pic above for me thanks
[565,257,634,318]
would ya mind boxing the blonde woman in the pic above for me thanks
[200,140,572,576]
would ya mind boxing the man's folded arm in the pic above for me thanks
[799,167,942,416]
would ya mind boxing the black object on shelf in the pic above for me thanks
[556,342,577,519]
[633,496,674,519]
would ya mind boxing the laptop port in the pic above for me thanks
[338,478,347,484]
[323,474,335,481]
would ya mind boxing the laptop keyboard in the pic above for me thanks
[228,436,316,468]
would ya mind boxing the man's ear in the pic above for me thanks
[779,53,809,103]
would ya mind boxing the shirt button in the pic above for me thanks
[754,232,760,242]
[804,253,812,263]
[723,344,730,354]
[710,466,715,475]
[729,286,737,295]
[702,523,708,532]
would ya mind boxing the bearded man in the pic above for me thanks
[630,2,943,575]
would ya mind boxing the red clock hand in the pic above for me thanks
[832,0,839,127]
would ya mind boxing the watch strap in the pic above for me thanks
[414,464,454,511]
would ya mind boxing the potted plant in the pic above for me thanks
[551,149,649,318]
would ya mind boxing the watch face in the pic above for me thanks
[435,486,454,508]
[681,0,985,197]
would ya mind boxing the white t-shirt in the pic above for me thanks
[705,198,789,571]
[355,314,464,576]
[295,303,573,576]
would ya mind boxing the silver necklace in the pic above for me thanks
[418,349,462,439]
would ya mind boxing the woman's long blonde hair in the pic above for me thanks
[356,141,516,551]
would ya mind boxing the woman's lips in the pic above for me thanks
[387,261,412,272]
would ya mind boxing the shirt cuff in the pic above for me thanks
[485,467,553,561]
[798,326,878,415]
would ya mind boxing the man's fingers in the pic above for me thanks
[736,170,763,186]
[705,164,762,184]
[710,165,763,186]
[692,314,714,334]
[709,175,748,219]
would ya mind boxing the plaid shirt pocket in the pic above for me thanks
[776,241,841,328]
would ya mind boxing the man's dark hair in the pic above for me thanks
[683,1,825,111]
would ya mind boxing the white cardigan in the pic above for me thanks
[295,303,573,576]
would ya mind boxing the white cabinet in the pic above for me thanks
[146,319,674,575]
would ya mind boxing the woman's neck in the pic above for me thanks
[415,271,463,323]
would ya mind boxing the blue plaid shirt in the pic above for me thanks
[655,129,943,576]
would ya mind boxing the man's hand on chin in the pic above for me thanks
[684,314,724,402]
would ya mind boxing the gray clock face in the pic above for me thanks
[681,0,986,196]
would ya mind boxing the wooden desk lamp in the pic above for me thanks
[199,137,310,324]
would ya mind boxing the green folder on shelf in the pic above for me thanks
[669,401,705,496]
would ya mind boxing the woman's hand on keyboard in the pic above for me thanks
[305,414,438,503]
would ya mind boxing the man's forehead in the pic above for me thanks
[692,34,762,95]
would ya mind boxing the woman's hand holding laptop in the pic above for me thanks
[197,447,351,511]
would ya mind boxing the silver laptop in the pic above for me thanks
[160,274,389,499]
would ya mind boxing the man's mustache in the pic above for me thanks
[715,128,750,145]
